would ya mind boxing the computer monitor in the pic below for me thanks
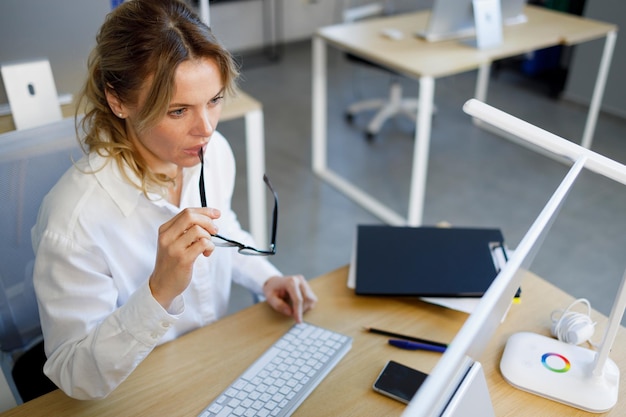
[401,99,626,416]
[418,0,527,42]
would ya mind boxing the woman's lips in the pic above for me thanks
[186,144,206,156]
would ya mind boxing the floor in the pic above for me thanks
[220,40,626,328]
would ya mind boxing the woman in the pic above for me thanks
[31,0,317,400]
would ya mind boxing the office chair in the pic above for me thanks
[341,1,424,141]
[0,119,81,407]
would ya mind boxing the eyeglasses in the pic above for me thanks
[199,149,277,256]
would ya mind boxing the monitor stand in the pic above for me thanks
[443,360,496,417]
[500,332,619,413]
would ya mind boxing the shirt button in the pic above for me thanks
[151,332,159,339]
[162,321,171,328]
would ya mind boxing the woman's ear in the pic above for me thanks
[105,87,127,119]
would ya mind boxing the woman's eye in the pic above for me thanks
[210,95,224,106]
[169,108,186,117]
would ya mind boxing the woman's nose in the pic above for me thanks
[194,110,214,137]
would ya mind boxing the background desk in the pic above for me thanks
[312,5,617,226]
[2,266,624,416]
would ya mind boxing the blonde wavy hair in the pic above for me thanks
[75,0,239,195]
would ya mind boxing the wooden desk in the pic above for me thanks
[312,5,617,226]
[2,266,623,416]
[0,91,269,246]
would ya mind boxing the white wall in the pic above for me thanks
[0,0,111,105]
[209,0,341,52]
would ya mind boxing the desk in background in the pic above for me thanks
[311,5,617,226]
[2,266,624,416]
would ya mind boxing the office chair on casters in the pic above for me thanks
[0,120,82,408]
[345,75,419,141]
[341,1,425,141]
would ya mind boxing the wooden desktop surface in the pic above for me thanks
[2,266,624,416]
[317,5,617,79]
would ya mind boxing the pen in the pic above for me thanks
[364,326,448,349]
[388,339,446,353]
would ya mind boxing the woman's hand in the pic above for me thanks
[149,207,220,309]
[263,275,318,323]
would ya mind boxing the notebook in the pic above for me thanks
[351,225,507,297]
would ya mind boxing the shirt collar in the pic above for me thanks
[89,152,203,216]
[88,152,147,216]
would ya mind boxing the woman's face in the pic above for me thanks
[127,57,224,178]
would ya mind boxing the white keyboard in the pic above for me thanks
[198,322,352,417]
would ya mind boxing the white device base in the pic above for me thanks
[500,332,619,413]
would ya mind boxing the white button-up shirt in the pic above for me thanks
[31,131,280,399]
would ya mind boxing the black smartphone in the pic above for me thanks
[372,360,429,404]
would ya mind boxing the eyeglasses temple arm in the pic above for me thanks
[199,149,207,208]
[263,174,278,249]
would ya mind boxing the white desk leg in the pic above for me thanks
[581,30,616,150]
[475,62,491,102]
[311,35,405,225]
[472,62,491,126]
[407,76,435,226]
[312,36,327,174]
[245,109,268,246]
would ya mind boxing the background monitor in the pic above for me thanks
[418,0,527,42]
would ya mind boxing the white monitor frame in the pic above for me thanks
[401,99,626,417]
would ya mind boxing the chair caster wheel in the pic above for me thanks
[345,113,354,124]
[365,132,376,142]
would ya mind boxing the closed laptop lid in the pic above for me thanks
[1,59,62,130]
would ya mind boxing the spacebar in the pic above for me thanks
[240,347,280,381]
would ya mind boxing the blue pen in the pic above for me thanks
[388,339,446,353]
